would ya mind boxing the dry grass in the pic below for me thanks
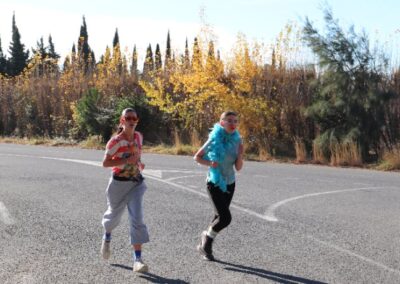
[79,135,104,149]
[312,141,327,164]
[143,143,197,156]
[190,131,202,148]
[0,136,77,146]
[258,148,271,161]
[294,138,307,163]
[377,145,400,171]
[329,142,362,167]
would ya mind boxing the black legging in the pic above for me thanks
[207,182,235,232]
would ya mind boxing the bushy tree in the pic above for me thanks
[74,88,114,141]
[303,7,395,160]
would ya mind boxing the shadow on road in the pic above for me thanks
[110,264,189,283]
[139,272,189,284]
[214,259,327,284]
[110,263,132,271]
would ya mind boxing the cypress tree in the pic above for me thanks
[31,37,47,76]
[192,37,202,70]
[113,28,119,48]
[77,16,92,72]
[130,45,138,80]
[206,41,216,73]
[271,48,276,71]
[155,43,162,72]
[0,37,7,75]
[206,41,215,65]
[32,37,47,59]
[142,44,154,79]
[71,43,77,65]
[164,30,171,71]
[90,51,96,68]
[8,13,29,76]
[112,29,123,74]
[184,37,190,71]
[48,35,60,60]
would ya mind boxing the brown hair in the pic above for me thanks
[220,111,238,121]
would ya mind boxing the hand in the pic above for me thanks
[210,161,218,168]
[139,162,145,171]
[125,154,138,164]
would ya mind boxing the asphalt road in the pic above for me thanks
[0,143,399,284]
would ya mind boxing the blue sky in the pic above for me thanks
[0,0,399,64]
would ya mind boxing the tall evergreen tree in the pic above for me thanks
[32,37,47,59]
[184,37,190,71]
[31,37,47,76]
[111,29,123,74]
[8,13,29,76]
[91,51,96,65]
[77,16,92,72]
[48,35,60,60]
[130,45,138,80]
[0,37,7,75]
[303,7,395,160]
[191,37,202,70]
[113,28,119,48]
[206,41,217,74]
[155,43,162,72]
[142,44,154,80]
[71,43,77,65]
[164,30,172,71]
[206,40,215,66]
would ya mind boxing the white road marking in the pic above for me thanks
[310,236,400,276]
[264,187,384,222]
[2,153,400,275]
[165,174,204,182]
[0,201,15,225]
[155,169,203,174]
[143,169,163,178]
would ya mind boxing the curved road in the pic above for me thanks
[0,143,399,283]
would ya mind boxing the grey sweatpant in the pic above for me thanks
[102,178,149,245]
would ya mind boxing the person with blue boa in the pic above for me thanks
[194,111,244,261]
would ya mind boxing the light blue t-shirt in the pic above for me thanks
[202,138,241,186]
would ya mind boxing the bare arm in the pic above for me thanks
[193,148,218,168]
[235,143,244,171]
[102,153,139,168]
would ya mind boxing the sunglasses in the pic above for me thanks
[124,116,139,122]
[224,119,239,124]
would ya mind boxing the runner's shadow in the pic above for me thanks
[214,260,327,284]
[110,263,132,271]
[110,264,189,283]
[139,272,189,284]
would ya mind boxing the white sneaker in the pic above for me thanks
[133,260,149,273]
[101,239,111,260]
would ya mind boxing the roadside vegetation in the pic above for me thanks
[0,7,399,171]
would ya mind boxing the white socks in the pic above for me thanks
[206,227,218,239]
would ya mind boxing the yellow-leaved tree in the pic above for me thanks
[226,34,278,158]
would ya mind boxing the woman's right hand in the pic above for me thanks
[125,154,139,164]
[210,161,218,168]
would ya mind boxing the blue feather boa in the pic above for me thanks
[203,123,241,192]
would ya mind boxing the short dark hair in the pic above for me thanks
[220,111,238,120]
